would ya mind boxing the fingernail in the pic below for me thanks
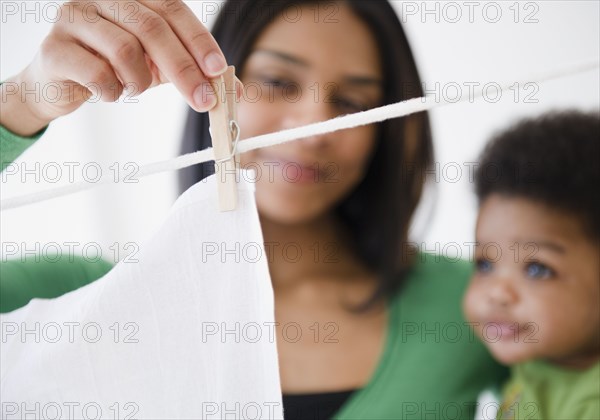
[204,52,227,76]
[194,84,217,111]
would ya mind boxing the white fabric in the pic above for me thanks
[474,389,501,420]
[0,172,284,420]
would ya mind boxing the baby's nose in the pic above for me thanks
[487,278,518,307]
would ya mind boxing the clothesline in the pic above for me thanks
[1,58,598,211]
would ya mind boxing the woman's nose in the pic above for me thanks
[279,92,333,148]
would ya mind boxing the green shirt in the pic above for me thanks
[1,124,507,419]
[498,360,600,420]
[336,253,508,419]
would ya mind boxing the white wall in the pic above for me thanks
[395,0,600,257]
[1,0,598,263]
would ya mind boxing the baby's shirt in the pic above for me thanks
[497,359,600,419]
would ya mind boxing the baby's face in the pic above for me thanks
[463,194,600,367]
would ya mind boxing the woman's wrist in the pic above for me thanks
[0,73,54,138]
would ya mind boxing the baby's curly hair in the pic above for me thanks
[475,110,600,241]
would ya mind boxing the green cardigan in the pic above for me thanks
[0,123,507,419]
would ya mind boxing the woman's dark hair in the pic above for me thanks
[180,0,434,309]
[475,110,600,241]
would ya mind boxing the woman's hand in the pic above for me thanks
[0,0,227,136]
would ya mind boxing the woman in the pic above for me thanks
[0,0,506,418]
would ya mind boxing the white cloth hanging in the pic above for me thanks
[0,172,284,420]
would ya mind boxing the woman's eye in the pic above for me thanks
[258,77,294,89]
[475,258,493,274]
[333,97,367,114]
[525,262,555,279]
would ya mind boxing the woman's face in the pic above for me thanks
[238,4,383,224]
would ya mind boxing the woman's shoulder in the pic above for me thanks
[402,252,474,298]
[387,252,474,326]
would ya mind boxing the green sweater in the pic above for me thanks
[1,124,507,419]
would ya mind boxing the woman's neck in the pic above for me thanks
[259,212,372,289]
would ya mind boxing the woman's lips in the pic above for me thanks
[256,155,327,184]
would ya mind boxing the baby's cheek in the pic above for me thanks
[462,283,482,323]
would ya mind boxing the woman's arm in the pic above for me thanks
[0,257,114,313]
[0,77,54,138]
[0,124,45,173]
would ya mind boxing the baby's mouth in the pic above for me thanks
[483,320,526,342]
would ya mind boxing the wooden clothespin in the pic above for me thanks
[209,66,239,212]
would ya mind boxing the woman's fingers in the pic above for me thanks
[138,0,227,77]
[59,11,153,99]
[0,38,113,136]
[88,0,222,111]
[43,39,122,102]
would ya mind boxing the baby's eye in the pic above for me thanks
[475,258,493,274]
[525,261,555,279]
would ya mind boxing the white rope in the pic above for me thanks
[1,58,598,211]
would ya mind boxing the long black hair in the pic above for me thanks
[180,0,434,309]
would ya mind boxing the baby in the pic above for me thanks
[463,110,600,419]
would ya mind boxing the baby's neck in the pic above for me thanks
[544,352,600,370]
